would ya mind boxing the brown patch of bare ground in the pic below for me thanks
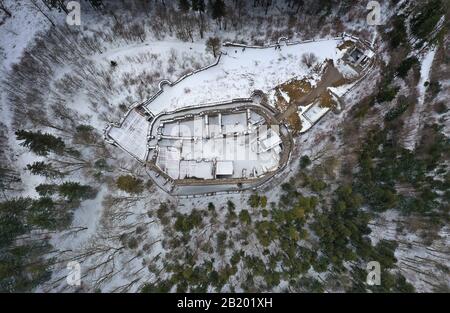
[278,78,312,105]
[274,89,289,112]
[275,63,346,132]
[287,112,302,134]
[319,90,337,109]
[332,76,353,87]
[337,40,355,51]
[274,79,311,132]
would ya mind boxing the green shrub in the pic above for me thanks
[248,193,260,208]
[116,175,144,194]
[238,209,251,225]
[427,81,441,98]
[376,85,399,103]
[396,57,418,78]
[385,98,411,121]
[388,15,408,49]
[300,155,311,169]
[410,0,444,42]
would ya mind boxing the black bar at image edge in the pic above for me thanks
[0,293,443,312]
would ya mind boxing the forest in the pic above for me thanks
[0,0,448,293]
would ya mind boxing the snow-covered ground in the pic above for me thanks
[0,0,66,198]
[108,109,149,161]
[1,0,447,294]
[402,48,437,151]
[144,39,345,114]
[107,37,364,163]
[0,1,56,71]
[369,210,450,292]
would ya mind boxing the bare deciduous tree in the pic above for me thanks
[29,0,56,26]
[205,37,221,58]
[301,52,318,68]
[0,0,12,17]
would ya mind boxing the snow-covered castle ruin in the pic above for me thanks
[105,34,375,195]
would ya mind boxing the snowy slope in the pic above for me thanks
[145,39,344,115]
